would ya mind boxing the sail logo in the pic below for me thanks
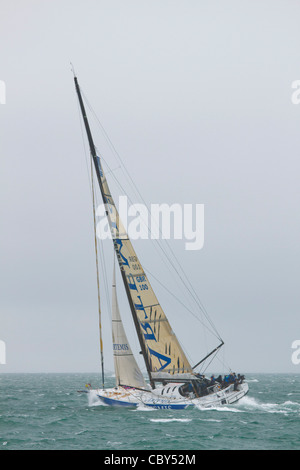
[291,340,300,365]
[96,196,204,251]
[0,340,6,365]
[113,343,129,351]
[0,80,5,104]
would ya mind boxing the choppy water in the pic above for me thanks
[0,373,299,450]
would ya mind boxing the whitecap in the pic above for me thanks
[237,396,300,414]
[107,441,123,446]
[150,418,192,423]
[199,418,222,423]
[195,404,243,413]
[282,400,300,407]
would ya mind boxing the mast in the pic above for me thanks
[73,73,105,389]
[73,73,155,387]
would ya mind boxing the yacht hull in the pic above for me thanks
[91,382,249,409]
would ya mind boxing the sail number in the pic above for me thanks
[129,256,141,271]
[132,264,141,271]
[136,275,148,290]
[139,284,148,290]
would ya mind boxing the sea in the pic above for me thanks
[0,373,299,451]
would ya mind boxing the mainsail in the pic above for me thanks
[74,75,195,387]
[112,262,148,389]
[96,156,194,385]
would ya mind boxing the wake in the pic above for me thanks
[236,395,300,415]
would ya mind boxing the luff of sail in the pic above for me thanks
[112,262,148,389]
[94,155,194,384]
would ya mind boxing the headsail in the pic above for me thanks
[112,262,148,389]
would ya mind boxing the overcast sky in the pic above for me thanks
[1,0,300,376]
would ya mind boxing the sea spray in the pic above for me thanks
[88,390,106,407]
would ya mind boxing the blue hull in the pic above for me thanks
[144,403,190,410]
[98,395,137,407]
[98,395,190,410]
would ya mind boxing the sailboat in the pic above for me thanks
[73,70,249,409]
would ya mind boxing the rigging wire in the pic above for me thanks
[96,156,214,363]
[93,153,215,366]
[90,155,105,389]
[76,84,231,376]
[143,265,219,339]
[76,84,234,378]
[93,151,113,320]
[100,157,207,322]
[74,89,112,385]
[81,89,223,343]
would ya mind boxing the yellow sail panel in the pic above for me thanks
[116,239,192,376]
[96,157,193,378]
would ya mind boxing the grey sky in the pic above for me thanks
[1,0,300,375]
